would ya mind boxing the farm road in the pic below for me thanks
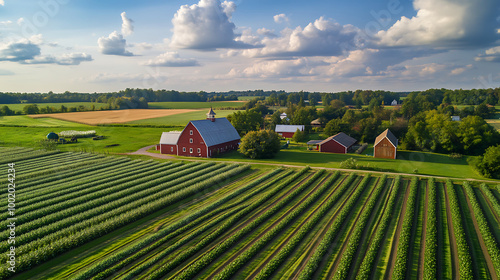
[124,145,500,184]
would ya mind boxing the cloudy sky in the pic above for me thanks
[0,0,499,93]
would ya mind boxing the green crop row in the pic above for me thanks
[0,164,250,278]
[392,177,419,280]
[252,172,342,280]
[16,160,173,208]
[298,174,370,280]
[464,182,500,277]
[423,178,437,280]
[15,157,130,194]
[481,184,500,222]
[333,175,387,280]
[356,176,402,279]
[173,169,325,280]
[0,162,203,236]
[0,162,218,250]
[89,168,287,280]
[446,179,473,280]
[0,149,60,164]
[213,169,331,280]
[14,152,101,173]
[76,167,306,280]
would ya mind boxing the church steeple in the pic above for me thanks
[207,107,216,122]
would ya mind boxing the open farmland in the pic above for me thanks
[148,101,244,109]
[486,119,500,132]
[2,147,500,279]
[0,102,109,113]
[29,109,198,125]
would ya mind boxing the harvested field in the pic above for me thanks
[28,109,199,125]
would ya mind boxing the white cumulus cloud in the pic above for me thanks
[0,0,4,6]
[475,46,500,62]
[121,12,134,37]
[144,52,199,67]
[170,0,256,50]
[98,31,133,56]
[376,0,500,47]
[22,53,93,65]
[274,14,289,24]
[0,38,41,62]
[243,17,363,58]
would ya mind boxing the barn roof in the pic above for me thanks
[275,125,304,133]
[375,129,398,148]
[190,118,240,147]
[159,131,182,145]
[319,132,357,148]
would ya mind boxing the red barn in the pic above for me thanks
[318,132,357,154]
[374,129,398,159]
[275,125,305,138]
[159,109,240,158]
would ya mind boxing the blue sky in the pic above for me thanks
[0,0,499,93]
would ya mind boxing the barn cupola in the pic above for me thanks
[206,107,216,122]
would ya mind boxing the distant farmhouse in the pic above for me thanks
[275,124,305,138]
[280,113,288,120]
[451,116,461,121]
[308,132,357,154]
[374,129,398,159]
[158,108,240,158]
[391,99,398,106]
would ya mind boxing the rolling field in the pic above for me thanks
[2,148,500,279]
[127,109,241,126]
[29,109,198,125]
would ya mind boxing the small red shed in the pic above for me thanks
[374,129,398,159]
[318,132,357,154]
[275,125,305,138]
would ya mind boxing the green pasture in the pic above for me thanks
[0,115,91,127]
[190,144,483,179]
[0,102,108,112]
[0,125,172,153]
[127,109,241,126]
[148,101,244,109]
[237,96,260,101]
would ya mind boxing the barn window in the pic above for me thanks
[171,147,173,152]
[197,148,201,153]
[190,138,193,143]
[183,147,186,152]
[190,148,193,153]
[190,130,193,135]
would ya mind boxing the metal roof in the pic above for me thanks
[319,132,357,148]
[159,131,181,145]
[307,140,323,145]
[275,125,305,133]
[190,118,240,147]
[375,129,398,148]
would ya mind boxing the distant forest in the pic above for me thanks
[1,88,499,106]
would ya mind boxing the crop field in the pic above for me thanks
[127,109,242,126]
[486,119,500,132]
[2,147,500,280]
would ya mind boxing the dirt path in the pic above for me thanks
[242,174,332,280]
[384,180,410,280]
[124,146,500,184]
[462,188,498,280]
[418,181,428,279]
[166,172,314,279]
[288,175,350,279]
[326,177,381,279]
[443,182,459,279]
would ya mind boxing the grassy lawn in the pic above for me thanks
[184,144,483,179]
[0,102,108,112]
[0,125,173,153]
[0,115,92,127]
[127,109,242,126]
[486,119,500,132]
[148,101,244,109]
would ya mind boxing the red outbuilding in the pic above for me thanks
[374,129,398,159]
[159,109,240,158]
[318,132,357,154]
[275,125,305,138]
